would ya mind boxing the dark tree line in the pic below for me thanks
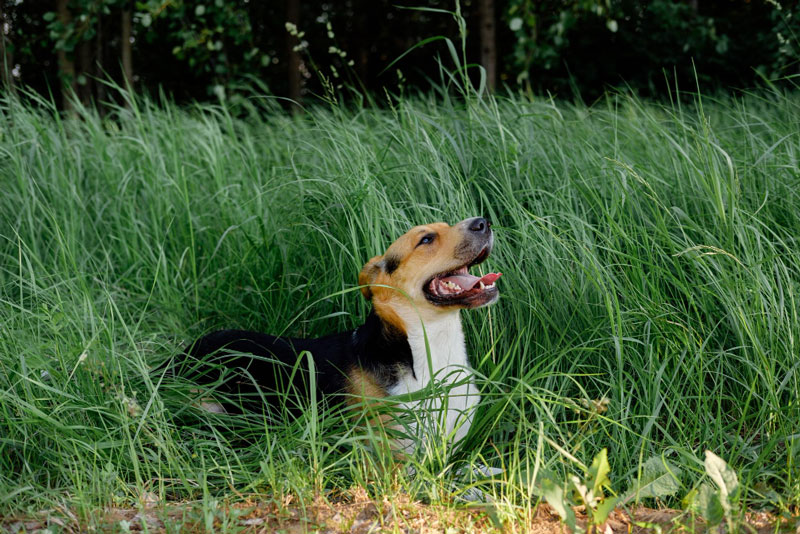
[0,0,798,110]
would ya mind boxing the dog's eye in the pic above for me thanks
[417,233,436,247]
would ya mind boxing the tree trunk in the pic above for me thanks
[354,0,369,88]
[121,3,133,92]
[57,0,76,110]
[96,10,106,114]
[285,0,301,111]
[0,3,15,93]
[478,0,496,91]
[78,38,92,105]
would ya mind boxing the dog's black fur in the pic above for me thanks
[179,310,412,413]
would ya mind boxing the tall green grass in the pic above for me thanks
[0,85,798,521]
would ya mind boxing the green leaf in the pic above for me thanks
[704,450,738,519]
[541,475,578,533]
[704,450,738,500]
[624,456,682,502]
[43,11,57,22]
[592,495,620,526]
[570,474,592,507]
[690,482,725,526]
[587,448,611,498]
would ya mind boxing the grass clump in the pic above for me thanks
[0,85,798,526]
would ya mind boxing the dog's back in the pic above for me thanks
[181,329,352,413]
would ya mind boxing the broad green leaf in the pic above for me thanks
[541,476,578,533]
[690,482,725,526]
[588,448,611,498]
[570,474,593,507]
[704,450,738,499]
[592,495,620,526]
[624,455,682,502]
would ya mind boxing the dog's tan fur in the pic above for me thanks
[359,222,474,334]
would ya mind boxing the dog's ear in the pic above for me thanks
[358,255,383,300]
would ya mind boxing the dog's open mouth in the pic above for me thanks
[423,250,502,307]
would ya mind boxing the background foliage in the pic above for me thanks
[507,0,800,96]
[1,0,799,108]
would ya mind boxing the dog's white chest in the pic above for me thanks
[387,313,478,446]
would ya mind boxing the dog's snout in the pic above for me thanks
[468,217,491,234]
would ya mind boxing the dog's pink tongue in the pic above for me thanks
[478,272,502,285]
[440,272,502,290]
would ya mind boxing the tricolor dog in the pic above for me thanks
[183,216,501,450]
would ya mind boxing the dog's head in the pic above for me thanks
[359,217,501,329]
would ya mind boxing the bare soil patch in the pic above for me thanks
[2,491,796,534]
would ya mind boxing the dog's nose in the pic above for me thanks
[468,217,491,234]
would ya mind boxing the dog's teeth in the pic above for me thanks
[487,283,494,288]
[479,281,485,290]
[441,280,463,292]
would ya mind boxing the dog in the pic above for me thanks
[181,216,501,451]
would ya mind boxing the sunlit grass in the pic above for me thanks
[0,84,798,526]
